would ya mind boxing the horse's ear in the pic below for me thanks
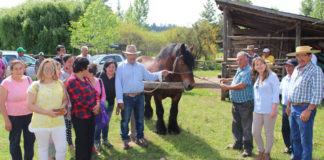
[190,44,194,52]
[180,43,186,54]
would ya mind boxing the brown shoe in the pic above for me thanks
[225,144,242,150]
[123,140,130,150]
[263,153,272,160]
[254,151,264,160]
[135,138,148,148]
[242,151,252,157]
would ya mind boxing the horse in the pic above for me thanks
[137,43,195,134]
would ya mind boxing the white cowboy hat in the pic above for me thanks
[242,45,258,51]
[286,46,320,56]
[123,45,141,54]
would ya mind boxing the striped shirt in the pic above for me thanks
[288,62,324,105]
[229,65,254,103]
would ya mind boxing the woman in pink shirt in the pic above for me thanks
[88,64,106,154]
[0,60,35,160]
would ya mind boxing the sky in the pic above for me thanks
[0,0,303,27]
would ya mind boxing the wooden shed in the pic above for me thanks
[215,0,324,100]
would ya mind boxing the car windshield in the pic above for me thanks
[92,55,105,63]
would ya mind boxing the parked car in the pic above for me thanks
[91,53,125,72]
[2,51,36,78]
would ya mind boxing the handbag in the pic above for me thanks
[94,79,110,129]
[95,101,110,129]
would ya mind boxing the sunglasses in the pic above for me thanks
[44,67,55,72]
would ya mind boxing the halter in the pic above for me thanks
[169,55,193,75]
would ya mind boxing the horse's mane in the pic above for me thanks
[156,43,195,70]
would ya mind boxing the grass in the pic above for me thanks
[194,70,221,78]
[0,71,324,160]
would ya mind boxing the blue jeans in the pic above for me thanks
[120,94,144,141]
[289,105,316,160]
[9,114,35,160]
[94,104,114,142]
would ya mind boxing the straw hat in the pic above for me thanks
[123,45,141,54]
[242,45,258,51]
[287,46,320,56]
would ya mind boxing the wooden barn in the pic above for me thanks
[214,0,324,100]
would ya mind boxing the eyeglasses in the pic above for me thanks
[44,67,55,72]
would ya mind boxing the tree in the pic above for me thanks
[70,0,119,53]
[200,0,217,24]
[0,0,84,54]
[124,0,149,27]
[301,0,324,20]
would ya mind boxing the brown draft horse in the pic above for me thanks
[137,43,195,134]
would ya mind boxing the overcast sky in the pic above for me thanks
[0,0,303,27]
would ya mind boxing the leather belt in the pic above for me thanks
[292,103,309,107]
[123,92,142,97]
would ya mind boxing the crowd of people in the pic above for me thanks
[221,45,324,160]
[0,44,323,160]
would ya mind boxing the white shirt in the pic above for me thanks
[77,54,92,63]
[280,75,292,105]
[253,72,280,114]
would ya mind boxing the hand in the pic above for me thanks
[270,109,277,118]
[286,106,291,116]
[220,84,230,91]
[220,78,227,83]
[69,144,75,151]
[4,119,12,131]
[92,104,100,115]
[300,109,311,122]
[116,103,124,115]
[47,110,58,118]
[162,70,169,77]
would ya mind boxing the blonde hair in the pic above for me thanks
[9,59,26,71]
[251,57,271,84]
[37,58,59,82]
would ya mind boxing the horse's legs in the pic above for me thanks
[144,94,153,120]
[168,94,181,134]
[154,96,167,135]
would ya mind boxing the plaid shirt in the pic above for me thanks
[230,65,254,103]
[288,62,324,105]
[66,74,99,119]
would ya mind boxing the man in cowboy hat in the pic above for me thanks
[279,58,298,155]
[243,45,259,65]
[286,46,324,160]
[115,44,169,149]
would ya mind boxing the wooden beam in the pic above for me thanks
[222,6,228,78]
[144,82,221,89]
[228,36,324,40]
[275,24,297,34]
[296,21,301,47]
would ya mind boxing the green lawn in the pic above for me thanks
[194,70,221,78]
[0,72,323,160]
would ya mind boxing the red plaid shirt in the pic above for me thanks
[66,74,99,119]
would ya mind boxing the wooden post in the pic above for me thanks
[221,6,229,101]
[295,21,301,48]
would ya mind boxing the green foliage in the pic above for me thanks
[124,0,149,27]
[301,0,314,16]
[200,0,217,24]
[0,0,84,55]
[70,0,119,53]
[301,0,324,20]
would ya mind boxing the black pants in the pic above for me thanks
[9,114,35,160]
[72,115,95,160]
[282,105,293,152]
[232,100,254,152]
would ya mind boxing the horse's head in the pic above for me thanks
[172,43,195,91]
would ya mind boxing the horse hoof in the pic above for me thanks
[168,126,181,134]
[155,129,167,135]
[144,110,153,120]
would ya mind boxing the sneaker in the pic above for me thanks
[123,140,130,150]
[102,140,114,148]
[92,146,101,156]
[94,142,102,151]
[135,138,148,148]
[241,151,252,157]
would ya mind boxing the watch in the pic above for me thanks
[307,107,313,111]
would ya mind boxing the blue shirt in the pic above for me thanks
[229,65,254,103]
[115,60,162,103]
[248,53,259,65]
[280,75,291,105]
[1,57,8,66]
[288,62,324,104]
[254,72,280,114]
